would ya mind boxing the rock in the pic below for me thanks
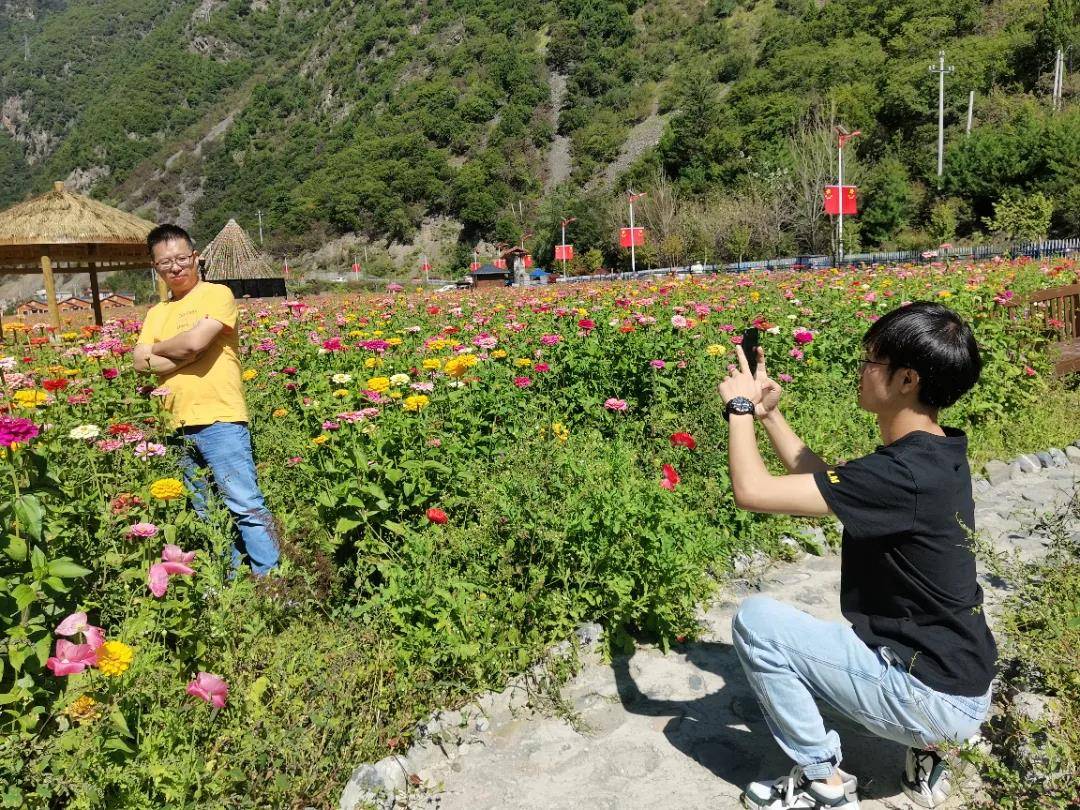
[1012,691,1052,724]
[339,755,411,810]
[972,476,993,494]
[1035,451,1055,468]
[1013,455,1041,474]
[797,526,828,556]
[1066,445,1080,463]
[475,716,491,733]
[1021,485,1060,506]
[982,461,1013,487]
[1047,448,1069,468]
[574,621,604,648]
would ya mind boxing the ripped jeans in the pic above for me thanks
[732,595,991,780]
[175,421,280,575]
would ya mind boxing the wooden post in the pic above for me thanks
[88,264,104,326]
[39,254,61,331]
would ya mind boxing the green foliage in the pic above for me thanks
[984,189,1055,242]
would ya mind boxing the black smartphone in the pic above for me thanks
[741,327,760,377]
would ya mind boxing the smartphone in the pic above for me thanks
[741,327,760,377]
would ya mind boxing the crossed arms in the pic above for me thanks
[133,318,226,376]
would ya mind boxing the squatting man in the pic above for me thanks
[718,302,996,810]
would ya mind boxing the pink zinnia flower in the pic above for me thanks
[790,348,804,360]
[671,315,689,329]
[148,546,195,598]
[649,359,666,369]
[604,398,628,412]
[778,373,794,383]
[513,376,532,388]
[0,416,39,448]
[127,522,159,539]
[55,612,105,650]
[46,639,97,676]
[101,367,119,380]
[793,330,814,345]
[187,672,229,708]
[134,441,166,460]
[534,362,550,373]
[540,334,562,346]
[660,464,680,491]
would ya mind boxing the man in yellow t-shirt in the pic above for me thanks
[134,224,278,574]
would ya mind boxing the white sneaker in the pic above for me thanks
[901,747,952,808]
[742,766,859,809]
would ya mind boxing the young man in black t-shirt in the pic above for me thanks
[717,302,996,810]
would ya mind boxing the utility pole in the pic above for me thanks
[257,209,264,244]
[627,191,645,273]
[929,50,954,182]
[835,127,861,265]
[966,90,974,135]
[1052,48,1064,112]
[559,217,576,277]
[23,35,30,62]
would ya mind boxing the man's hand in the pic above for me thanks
[752,348,782,419]
[719,345,763,406]
[151,317,225,362]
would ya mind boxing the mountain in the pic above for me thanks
[0,0,1076,277]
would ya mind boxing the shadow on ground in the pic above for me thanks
[611,640,909,801]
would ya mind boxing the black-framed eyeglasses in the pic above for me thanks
[154,253,195,271]
[858,356,890,368]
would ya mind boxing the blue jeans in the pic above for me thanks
[175,422,280,575]
[732,595,990,780]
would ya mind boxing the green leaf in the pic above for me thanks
[109,707,134,739]
[335,517,363,535]
[3,534,27,562]
[13,495,43,542]
[12,584,37,611]
[383,521,406,537]
[103,737,136,754]
[47,559,91,579]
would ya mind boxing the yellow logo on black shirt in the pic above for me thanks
[827,470,840,484]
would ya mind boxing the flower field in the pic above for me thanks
[1,258,1077,807]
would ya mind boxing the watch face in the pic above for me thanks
[728,397,754,415]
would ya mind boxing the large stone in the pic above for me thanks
[1021,484,1060,506]
[1047,448,1069,468]
[798,526,828,555]
[1066,445,1080,463]
[340,755,411,810]
[982,460,1013,487]
[574,621,604,648]
[1035,451,1055,468]
[1012,691,1053,724]
[1013,455,1041,473]
[972,476,993,495]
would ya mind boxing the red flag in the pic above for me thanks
[494,258,507,270]
[351,262,360,274]
[620,227,645,247]
[554,244,574,261]
[823,186,858,215]
[524,254,533,268]
[470,261,481,271]
[421,262,431,273]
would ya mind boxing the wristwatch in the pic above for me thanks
[723,396,755,421]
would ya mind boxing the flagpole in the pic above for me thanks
[561,220,567,276]
[838,137,844,266]
[629,195,637,274]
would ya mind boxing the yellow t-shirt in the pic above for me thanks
[137,282,248,429]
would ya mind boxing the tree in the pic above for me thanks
[984,190,1054,242]
[859,158,913,247]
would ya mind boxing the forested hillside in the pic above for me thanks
[0,0,1076,271]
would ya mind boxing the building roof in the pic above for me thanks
[470,263,511,277]
[201,218,280,281]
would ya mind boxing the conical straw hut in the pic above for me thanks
[0,181,159,331]
[200,218,285,298]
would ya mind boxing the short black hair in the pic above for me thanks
[862,301,981,408]
[147,223,194,255]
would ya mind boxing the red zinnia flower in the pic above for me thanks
[426,507,448,524]
[42,378,69,392]
[670,432,697,450]
[660,464,680,491]
[108,422,135,436]
[577,318,596,331]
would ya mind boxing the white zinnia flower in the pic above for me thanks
[389,373,410,387]
[332,373,353,384]
[69,424,101,440]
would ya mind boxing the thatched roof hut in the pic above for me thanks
[200,218,285,298]
[0,181,159,330]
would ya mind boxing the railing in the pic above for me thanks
[555,238,1080,284]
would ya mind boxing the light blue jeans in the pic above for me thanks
[175,421,280,575]
[732,595,991,780]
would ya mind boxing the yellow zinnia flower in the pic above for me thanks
[311,434,329,445]
[64,695,103,723]
[149,478,185,501]
[364,357,383,370]
[242,369,257,381]
[366,376,390,392]
[386,337,402,347]
[332,388,350,398]
[13,390,48,408]
[96,641,134,677]
[706,344,726,357]
[422,358,442,371]
[403,394,430,412]
[272,407,289,418]
[515,358,532,367]
[491,349,508,359]
[552,422,569,443]
[444,354,478,378]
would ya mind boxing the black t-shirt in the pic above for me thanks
[813,428,997,697]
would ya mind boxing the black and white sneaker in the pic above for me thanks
[742,766,859,809]
[901,747,952,808]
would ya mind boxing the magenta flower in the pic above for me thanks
[148,546,196,597]
[513,376,532,388]
[46,639,98,676]
[0,416,39,448]
[162,544,196,565]
[649,359,666,369]
[534,362,550,373]
[778,373,794,383]
[540,334,562,346]
[127,522,159,539]
[793,330,814,345]
[55,612,105,650]
[604,398,629,412]
[101,367,119,380]
[187,671,229,708]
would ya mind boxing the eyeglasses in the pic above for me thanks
[154,253,195,271]
[858,357,890,369]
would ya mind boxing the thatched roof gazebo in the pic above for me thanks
[200,218,285,299]
[0,181,161,331]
